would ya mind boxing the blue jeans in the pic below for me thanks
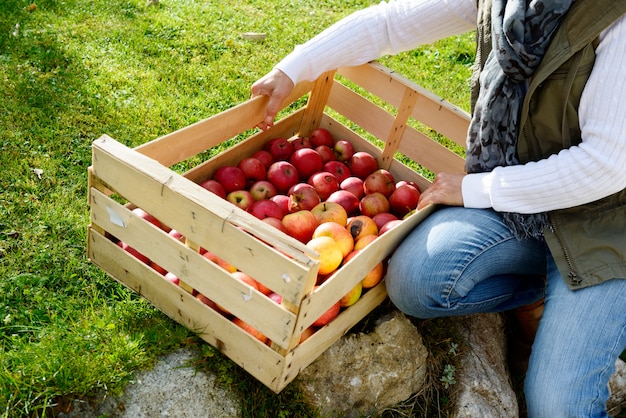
[386,207,626,417]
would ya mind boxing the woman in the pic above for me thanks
[251,1,626,415]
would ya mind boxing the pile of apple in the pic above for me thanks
[116,128,421,345]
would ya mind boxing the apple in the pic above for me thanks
[270,194,290,217]
[372,212,399,230]
[396,179,420,189]
[307,171,340,201]
[199,179,227,199]
[226,190,255,211]
[334,139,355,162]
[249,180,277,201]
[309,127,335,148]
[118,241,150,264]
[237,157,267,185]
[315,145,336,163]
[232,317,268,343]
[312,221,354,257]
[349,151,379,179]
[323,160,351,184]
[306,236,344,275]
[252,149,274,168]
[347,215,379,240]
[249,199,284,220]
[311,201,348,226]
[264,137,293,161]
[150,260,168,275]
[359,192,390,217]
[289,148,324,180]
[299,326,316,343]
[282,210,318,243]
[312,296,341,327]
[267,161,299,193]
[132,207,162,229]
[326,190,360,216]
[168,228,185,243]
[289,135,312,150]
[340,176,365,199]
[196,293,218,310]
[232,271,260,291]
[389,184,421,217]
[203,250,237,273]
[363,169,396,197]
[268,292,283,304]
[213,165,247,194]
[164,272,180,286]
[362,261,385,288]
[289,185,321,212]
[340,282,362,307]
[379,219,404,235]
[262,216,288,233]
[354,234,377,250]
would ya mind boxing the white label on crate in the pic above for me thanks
[281,273,291,283]
[242,287,253,301]
[106,206,127,228]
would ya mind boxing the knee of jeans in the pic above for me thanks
[385,262,447,319]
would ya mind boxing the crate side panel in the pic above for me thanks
[88,195,297,347]
[397,126,466,175]
[91,137,317,303]
[87,229,288,389]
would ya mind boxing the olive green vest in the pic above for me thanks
[473,0,626,290]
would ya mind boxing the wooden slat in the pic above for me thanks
[298,70,337,136]
[380,86,418,169]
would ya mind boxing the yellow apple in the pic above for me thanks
[312,221,354,258]
[361,261,384,289]
[306,236,344,275]
[311,201,348,226]
[354,234,377,250]
[340,282,362,307]
[346,215,378,241]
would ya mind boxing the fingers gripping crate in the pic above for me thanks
[87,61,470,393]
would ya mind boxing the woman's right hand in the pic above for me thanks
[251,68,295,131]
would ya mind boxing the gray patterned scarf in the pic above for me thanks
[466,0,574,239]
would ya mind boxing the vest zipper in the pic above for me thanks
[548,215,581,286]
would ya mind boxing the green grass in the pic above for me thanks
[0,0,474,416]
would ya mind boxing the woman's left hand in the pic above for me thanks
[417,172,466,210]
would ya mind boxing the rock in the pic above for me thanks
[451,313,519,418]
[297,310,428,417]
[59,348,241,418]
[608,358,626,416]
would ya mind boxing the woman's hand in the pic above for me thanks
[250,69,295,131]
[417,172,466,210]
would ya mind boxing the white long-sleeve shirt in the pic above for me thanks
[275,0,626,215]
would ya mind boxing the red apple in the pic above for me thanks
[309,128,335,148]
[232,317,268,343]
[213,165,247,194]
[249,180,277,201]
[203,250,237,273]
[396,180,420,190]
[270,194,290,217]
[323,160,351,184]
[131,207,162,229]
[349,151,379,179]
[334,139,355,162]
[226,190,255,211]
[312,294,341,327]
[315,145,336,163]
[289,148,324,180]
[196,293,218,310]
[311,201,349,226]
[264,137,293,161]
[168,228,185,243]
[199,179,227,199]
[237,157,267,184]
[340,176,365,199]
[389,184,421,217]
[289,136,312,150]
[262,216,288,233]
[118,241,150,264]
[363,169,396,197]
[267,161,299,193]
[289,185,321,212]
[379,219,404,235]
[249,199,284,220]
[150,260,168,275]
[252,149,274,168]
[359,192,390,217]
[372,212,399,230]
[307,171,340,201]
[164,272,180,286]
[268,292,283,304]
[325,190,360,217]
[282,210,318,243]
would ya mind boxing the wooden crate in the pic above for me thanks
[87,61,469,393]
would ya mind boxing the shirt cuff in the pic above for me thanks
[462,172,493,208]
[274,46,311,86]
